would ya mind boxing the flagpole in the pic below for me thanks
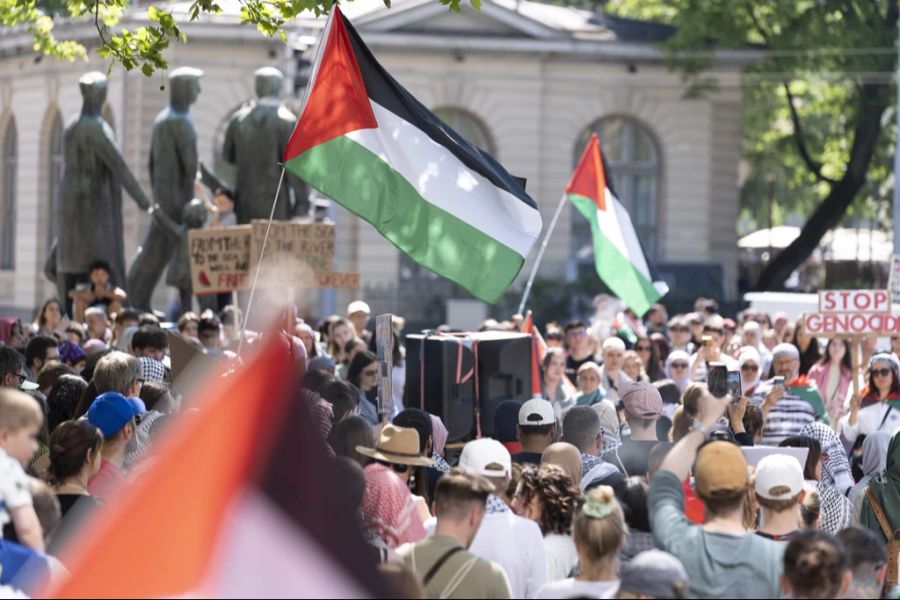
[237,7,337,357]
[517,195,567,315]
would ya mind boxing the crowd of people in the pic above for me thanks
[1,292,900,598]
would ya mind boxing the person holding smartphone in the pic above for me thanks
[688,316,737,383]
[750,344,827,446]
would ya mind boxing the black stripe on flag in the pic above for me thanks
[258,370,390,596]
[343,13,538,211]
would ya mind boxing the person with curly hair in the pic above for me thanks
[511,463,583,582]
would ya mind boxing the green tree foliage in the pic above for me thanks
[608,0,898,289]
[3,0,480,75]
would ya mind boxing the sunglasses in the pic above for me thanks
[635,345,651,352]
[873,368,893,378]
[392,463,410,474]
[741,364,759,372]
[670,362,688,369]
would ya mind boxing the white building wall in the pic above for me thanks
[0,18,745,315]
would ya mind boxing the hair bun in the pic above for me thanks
[583,486,618,519]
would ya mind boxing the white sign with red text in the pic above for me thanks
[806,289,896,336]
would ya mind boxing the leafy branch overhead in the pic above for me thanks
[8,0,481,74]
[609,0,899,291]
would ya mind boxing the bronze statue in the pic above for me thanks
[127,67,203,311]
[54,72,152,314]
[222,67,309,223]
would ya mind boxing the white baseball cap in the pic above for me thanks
[755,454,805,500]
[459,438,511,478]
[518,398,556,427]
[347,301,371,315]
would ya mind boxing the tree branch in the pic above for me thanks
[782,81,838,185]
[744,2,770,44]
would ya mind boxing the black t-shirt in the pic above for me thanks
[511,451,543,466]
[584,470,627,497]
[566,354,598,380]
[603,440,659,478]
[49,494,103,557]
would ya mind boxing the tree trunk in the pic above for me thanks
[754,82,891,291]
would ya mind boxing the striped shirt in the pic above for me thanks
[752,381,817,446]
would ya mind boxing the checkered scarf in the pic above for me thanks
[139,357,167,383]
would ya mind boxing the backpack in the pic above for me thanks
[865,488,900,589]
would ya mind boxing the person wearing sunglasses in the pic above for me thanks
[346,351,380,427]
[840,353,900,446]
[667,317,695,355]
[664,350,691,393]
[737,346,762,396]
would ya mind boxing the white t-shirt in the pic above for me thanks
[535,578,620,599]
[544,533,579,582]
[469,510,549,599]
[0,449,31,532]
[839,402,900,441]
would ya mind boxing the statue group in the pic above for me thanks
[47,66,310,314]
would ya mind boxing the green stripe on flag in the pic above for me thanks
[570,194,662,316]
[788,384,830,425]
[285,134,525,303]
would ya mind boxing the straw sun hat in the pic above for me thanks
[356,424,434,467]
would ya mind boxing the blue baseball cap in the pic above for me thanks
[87,392,146,437]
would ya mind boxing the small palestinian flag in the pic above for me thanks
[283,5,542,303]
[568,133,668,316]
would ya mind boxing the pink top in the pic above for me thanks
[807,362,852,421]
[88,459,126,498]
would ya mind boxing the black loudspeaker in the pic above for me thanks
[405,331,532,442]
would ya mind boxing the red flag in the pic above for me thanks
[522,312,542,396]
[47,331,385,598]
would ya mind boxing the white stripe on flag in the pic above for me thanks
[201,489,367,598]
[595,188,652,281]
[346,100,543,258]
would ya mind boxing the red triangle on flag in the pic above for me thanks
[566,133,607,211]
[282,5,377,163]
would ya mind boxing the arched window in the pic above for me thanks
[47,111,64,250]
[0,119,15,270]
[433,107,495,155]
[400,108,496,281]
[573,117,661,259]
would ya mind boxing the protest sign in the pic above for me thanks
[376,314,394,419]
[188,226,252,295]
[250,221,334,287]
[892,255,900,304]
[818,289,890,313]
[804,312,900,336]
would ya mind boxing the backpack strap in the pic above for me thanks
[866,487,900,541]
[422,546,465,587]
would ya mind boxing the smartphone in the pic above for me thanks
[707,362,728,398]
[727,369,742,403]
[773,375,785,390]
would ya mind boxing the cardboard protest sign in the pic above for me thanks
[188,226,252,295]
[250,220,335,287]
[376,314,394,418]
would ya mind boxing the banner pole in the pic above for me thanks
[518,195,568,315]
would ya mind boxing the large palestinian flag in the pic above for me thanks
[568,133,668,316]
[283,6,542,303]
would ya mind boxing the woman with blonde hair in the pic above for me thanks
[535,486,626,598]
